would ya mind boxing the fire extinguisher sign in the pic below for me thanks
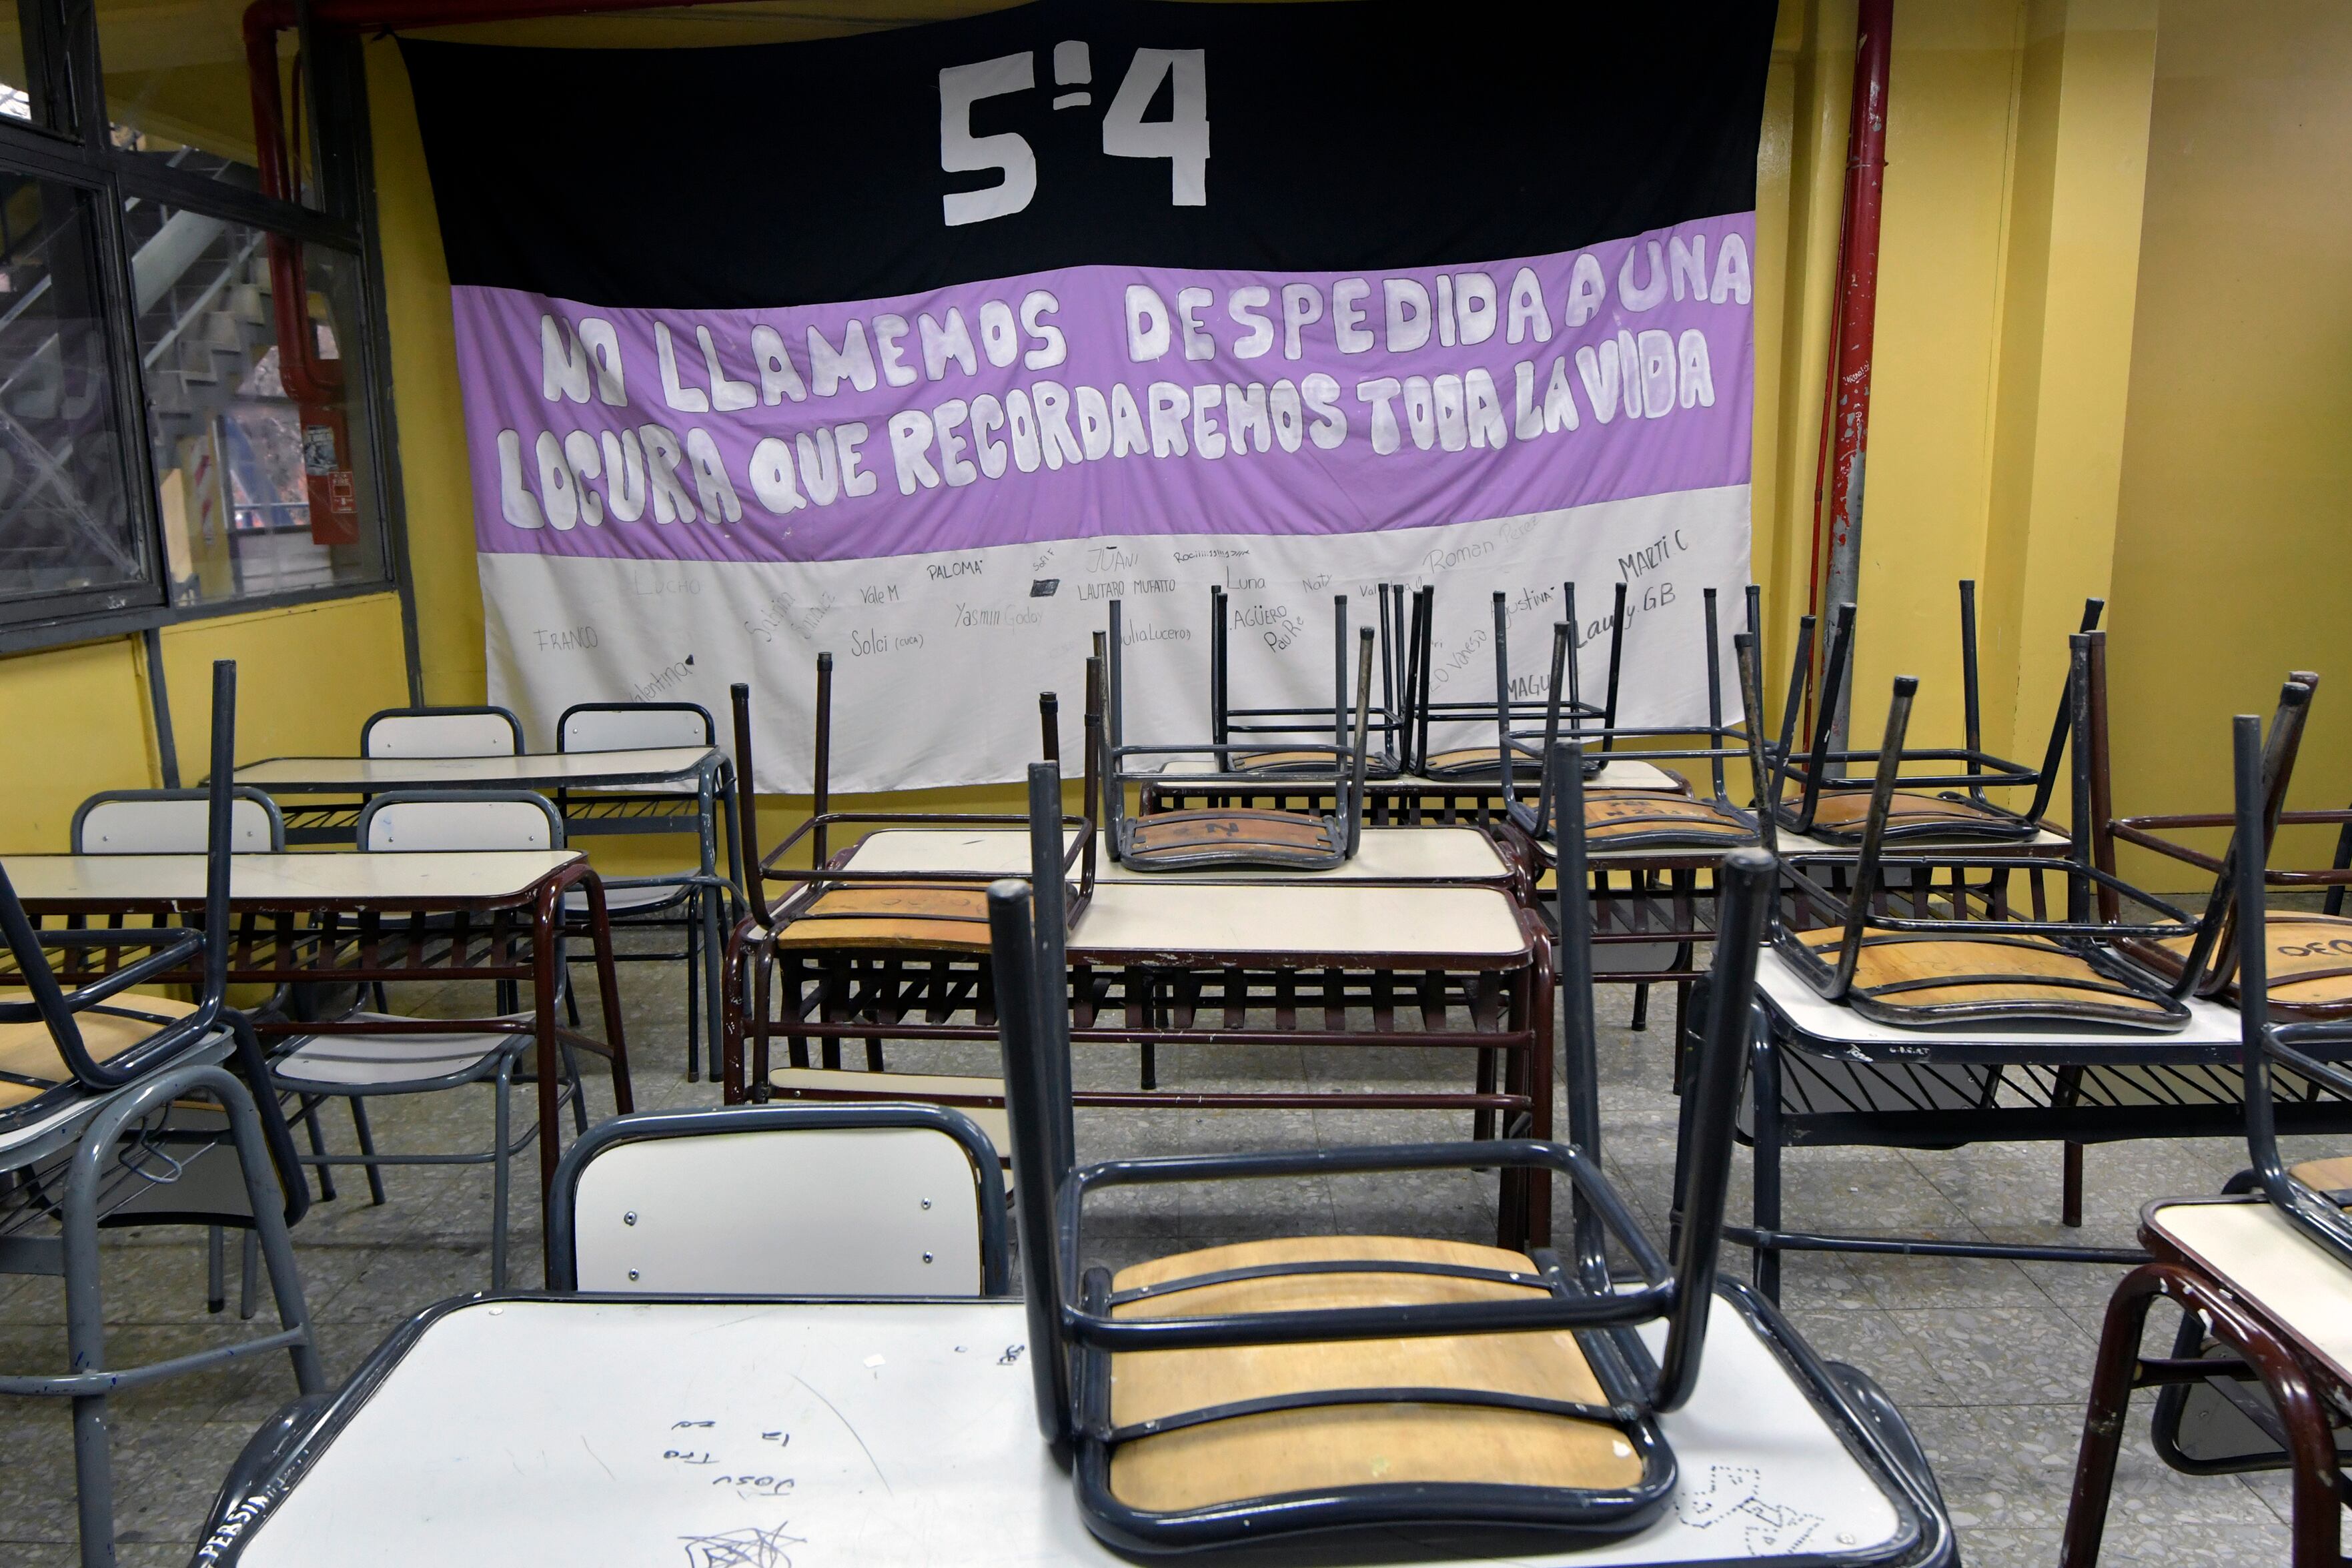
[302,408,362,546]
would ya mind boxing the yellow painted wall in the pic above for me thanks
[2104,0,2352,884]
[0,593,410,854]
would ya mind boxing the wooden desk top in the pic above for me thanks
[233,746,717,792]
[1069,881,1529,960]
[2148,1198,2352,1392]
[3,851,584,909]
[216,1293,1920,1567]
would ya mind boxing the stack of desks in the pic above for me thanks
[725,825,1558,1247]
[233,746,738,1076]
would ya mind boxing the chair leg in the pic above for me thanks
[348,1097,388,1207]
[299,1093,338,1203]
[238,1231,260,1322]
[205,1225,226,1315]
[491,1059,512,1291]
[1630,981,1651,1032]
[55,1059,325,1568]
[562,1040,590,1136]
[2060,1263,2169,1568]
[685,898,702,1082]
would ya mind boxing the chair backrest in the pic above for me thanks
[546,1104,1008,1295]
[356,790,564,853]
[73,788,284,854]
[557,701,714,754]
[2233,712,2352,1266]
[360,704,524,760]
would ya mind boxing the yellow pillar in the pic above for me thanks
[1976,0,2158,800]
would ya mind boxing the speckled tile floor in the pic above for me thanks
[0,940,2328,1566]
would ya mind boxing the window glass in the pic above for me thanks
[99,1,314,205]
[0,174,149,611]
[0,3,59,133]
[125,205,380,604]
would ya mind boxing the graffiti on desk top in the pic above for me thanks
[679,1520,804,1568]
[1674,1463,1823,1555]
[661,1417,798,1499]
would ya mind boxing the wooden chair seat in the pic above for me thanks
[1422,746,1510,779]
[0,992,202,1110]
[1583,790,1754,847]
[770,885,994,950]
[1123,809,1341,870]
[2151,913,2352,1018]
[1103,1235,1643,1512]
[2290,1155,2352,1193]
[1795,788,2038,842]
[1793,926,2187,1027]
[1233,748,1344,775]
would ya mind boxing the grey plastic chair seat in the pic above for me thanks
[269,1014,531,1092]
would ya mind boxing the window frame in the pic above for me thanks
[0,0,404,656]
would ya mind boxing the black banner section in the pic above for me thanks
[404,0,1773,309]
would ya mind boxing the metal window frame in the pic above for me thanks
[0,0,408,662]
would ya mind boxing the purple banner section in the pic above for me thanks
[456,213,1753,566]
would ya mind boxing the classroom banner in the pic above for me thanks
[405,0,1773,791]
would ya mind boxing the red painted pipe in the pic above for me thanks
[1802,0,1892,742]
[240,0,750,402]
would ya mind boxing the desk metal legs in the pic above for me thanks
[0,1054,322,1568]
[2063,1261,2343,1567]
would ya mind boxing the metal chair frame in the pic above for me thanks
[1772,636,2219,1031]
[2065,714,2352,1567]
[544,1101,1009,1295]
[1508,590,1774,854]
[736,655,1095,924]
[1770,585,2102,844]
[985,741,1776,1551]
[68,782,291,1317]
[268,788,586,1289]
[1103,603,1377,872]
[1205,586,1407,779]
[1400,582,1614,782]
[552,700,727,1078]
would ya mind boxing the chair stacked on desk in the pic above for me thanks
[1721,630,2352,1297]
[983,761,1956,1559]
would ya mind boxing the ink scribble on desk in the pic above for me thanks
[680,1521,803,1568]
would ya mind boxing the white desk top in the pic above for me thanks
[3,850,583,907]
[1754,943,2243,1051]
[2150,1199,2352,1388]
[1071,881,1528,958]
[224,1295,1912,1567]
[840,827,1509,884]
[234,746,717,791]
